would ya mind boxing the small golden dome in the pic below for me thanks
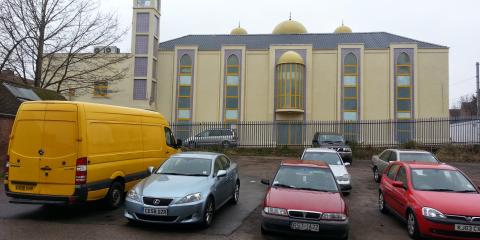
[334,22,352,33]
[278,51,304,65]
[273,19,308,34]
[230,26,248,35]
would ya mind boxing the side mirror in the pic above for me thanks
[176,139,183,148]
[392,181,406,189]
[373,155,379,159]
[147,166,155,175]
[344,162,351,166]
[217,170,227,178]
[261,179,270,185]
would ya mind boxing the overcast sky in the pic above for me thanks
[99,0,479,108]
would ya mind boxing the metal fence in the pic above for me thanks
[171,117,480,148]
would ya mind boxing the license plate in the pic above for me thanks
[455,224,480,233]
[290,222,320,232]
[15,184,35,191]
[144,208,168,216]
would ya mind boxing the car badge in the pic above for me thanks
[153,199,161,205]
[466,217,473,222]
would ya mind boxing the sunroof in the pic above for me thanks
[3,83,41,101]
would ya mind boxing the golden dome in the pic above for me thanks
[278,51,304,65]
[272,19,308,34]
[334,23,352,33]
[230,26,248,35]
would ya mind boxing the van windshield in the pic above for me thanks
[157,157,211,176]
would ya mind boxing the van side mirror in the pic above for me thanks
[176,139,183,148]
[217,170,227,178]
[147,166,155,175]
[261,179,270,185]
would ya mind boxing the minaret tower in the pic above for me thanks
[131,0,161,110]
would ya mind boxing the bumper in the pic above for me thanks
[261,212,349,239]
[5,184,87,205]
[124,199,206,224]
[339,184,352,192]
[418,216,480,239]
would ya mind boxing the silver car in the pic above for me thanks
[301,148,352,195]
[124,152,240,227]
[371,149,439,182]
[184,129,237,148]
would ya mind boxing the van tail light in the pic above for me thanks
[4,155,9,180]
[75,157,87,185]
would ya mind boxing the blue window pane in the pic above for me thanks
[397,100,411,111]
[344,87,356,98]
[344,99,357,111]
[226,98,238,108]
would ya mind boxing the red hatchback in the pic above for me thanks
[261,160,349,239]
[379,161,480,239]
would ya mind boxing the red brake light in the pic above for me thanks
[75,157,87,185]
[4,155,9,180]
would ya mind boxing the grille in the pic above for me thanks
[288,210,322,220]
[135,214,178,222]
[143,197,173,206]
[446,215,480,223]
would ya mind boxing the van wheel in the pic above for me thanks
[105,181,124,209]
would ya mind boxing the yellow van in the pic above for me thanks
[5,101,181,208]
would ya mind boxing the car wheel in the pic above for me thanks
[189,141,197,148]
[201,197,215,228]
[105,181,124,209]
[379,192,388,214]
[374,167,381,183]
[230,181,240,204]
[407,211,421,239]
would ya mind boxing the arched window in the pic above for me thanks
[176,54,193,140]
[396,52,413,143]
[276,51,305,110]
[396,52,412,119]
[343,53,358,121]
[225,54,240,122]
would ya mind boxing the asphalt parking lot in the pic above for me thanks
[1,156,480,240]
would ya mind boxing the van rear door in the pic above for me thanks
[8,102,78,196]
[38,103,78,196]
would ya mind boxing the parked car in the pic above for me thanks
[124,152,240,227]
[184,129,237,148]
[261,160,349,239]
[311,132,352,164]
[378,161,480,239]
[5,101,181,208]
[371,149,439,183]
[301,148,352,195]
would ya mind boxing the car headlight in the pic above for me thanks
[336,174,351,182]
[126,189,142,203]
[176,193,202,204]
[263,207,288,216]
[422,207,446,219]
[322,213,347,221]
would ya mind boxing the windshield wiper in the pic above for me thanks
[272,183,295,189]
[426,188,456,192]
[454,190,478,193]
[296,187,331,192]
[184,174,209,177]
[159,172,186,176]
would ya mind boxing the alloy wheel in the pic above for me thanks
[234,184,240,202]
[204,201,214,225]
[408,212,416,236]
[374,168,380,182]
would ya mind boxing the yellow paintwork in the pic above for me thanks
[334,24,353,33]
[278,51,305,65]
[230,27,248,35]
[7,101,179,202]
[272,19,308,34]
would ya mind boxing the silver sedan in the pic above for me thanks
[124,152,240,227]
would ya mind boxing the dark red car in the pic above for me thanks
[261,160,349,239]
[379,161,480,239]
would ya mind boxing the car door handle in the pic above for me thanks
[41,166,52,171]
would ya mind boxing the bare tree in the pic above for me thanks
[0,0,130,95]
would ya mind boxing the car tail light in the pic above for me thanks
[4,155,9,180]
[75,157,87,185]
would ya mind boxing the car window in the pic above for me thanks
[223,130,232,136]
[318,134,344,142]
[411,169,477,192]
[219,156,230,170]
[386,165,400,180]
[395,167,407,187]
[301,152,343,165]
[198,130,209,137]
[389,152,398,162]
[213,158,223,174]
[164,127,176,147]
[379,151,391,162]
[210,130,221,137]
[157,157,211,176]
[273,166,339,192]
[399,153,438,163]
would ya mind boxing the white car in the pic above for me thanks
[301,148,352,195]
